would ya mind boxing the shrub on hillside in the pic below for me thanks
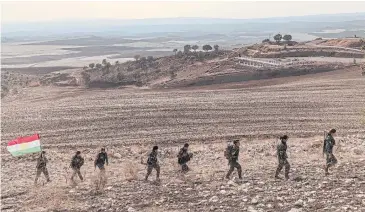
[197,52,205,61]
[134,55,140,61]
[192,45,199,52]
[214,45,219,52]
[140,57,147,63]
[81,71,91,85]
[135,81,143,87]
[147,56,154,62]
[274,34,282,43]
[102,59,108,66]
[184,45,191,54]
[177,51,183,58]
[203,45,213,52]
[283,34,292,42]
[117,73,125,81]
[170,70,177,79]
[122,160,138,181]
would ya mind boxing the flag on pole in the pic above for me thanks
[7,134,42,156]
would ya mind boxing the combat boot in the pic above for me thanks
[238,170,243,180]
[275,169,281,179]
[324,165,329,176]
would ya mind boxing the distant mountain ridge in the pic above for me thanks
[2,13,365,40]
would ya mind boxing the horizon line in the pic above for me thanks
[3,12,365,25]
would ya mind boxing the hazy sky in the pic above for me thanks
[2,1,365,23]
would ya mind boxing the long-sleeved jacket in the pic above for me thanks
[229,146,240,162]
[178,147,188,158]
[177,147,191,164]
[147,150,158,165]
[36,154,48,169]
[277,142,288,160]
[95,152,108,166]
[71,155,84,169]
[323,134,336,154]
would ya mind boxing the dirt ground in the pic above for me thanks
[1,67,365,212]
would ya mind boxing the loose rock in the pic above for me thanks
[209,196,219,203]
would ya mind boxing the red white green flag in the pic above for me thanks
[7,134,42,156]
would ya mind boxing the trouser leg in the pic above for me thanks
[100,168,107,187]
[325,157,329,174]
[275,162,284,177]
[234,162,242,179]
[43,167,50,182]
[182,163,189,172]
[330,154,337,166]
[326,153,337,173]
[284,160,290,179]
[331,154,337,165]
[155,164,160,179]
[77,169,83,181]
[226,162,235,179]
[35,168,42,183]
[145,165,153,180]
[71,169,77,181]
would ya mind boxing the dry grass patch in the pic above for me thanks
[122,160,139,181]
[24,185,73,211]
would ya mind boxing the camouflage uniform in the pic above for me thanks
[225,145,242,179]
[275,142,290,179]
[94,151,108,189]
[70,154,84,181]
[145,150,160,180]
[95,152,109,171]
[35,153,50,183]
[324,134,337,174]
[177,147,192,172]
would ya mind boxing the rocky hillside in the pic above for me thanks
[79,53,355,89]
[312,38,365,48]
[2,38,364,97]
[1,69,82,99]
[77,39,364,89]
[233,42,365,59]
[2,62,364,211]
[1,135,365,212]
[1,72,39,98]
[79,50,229,88]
